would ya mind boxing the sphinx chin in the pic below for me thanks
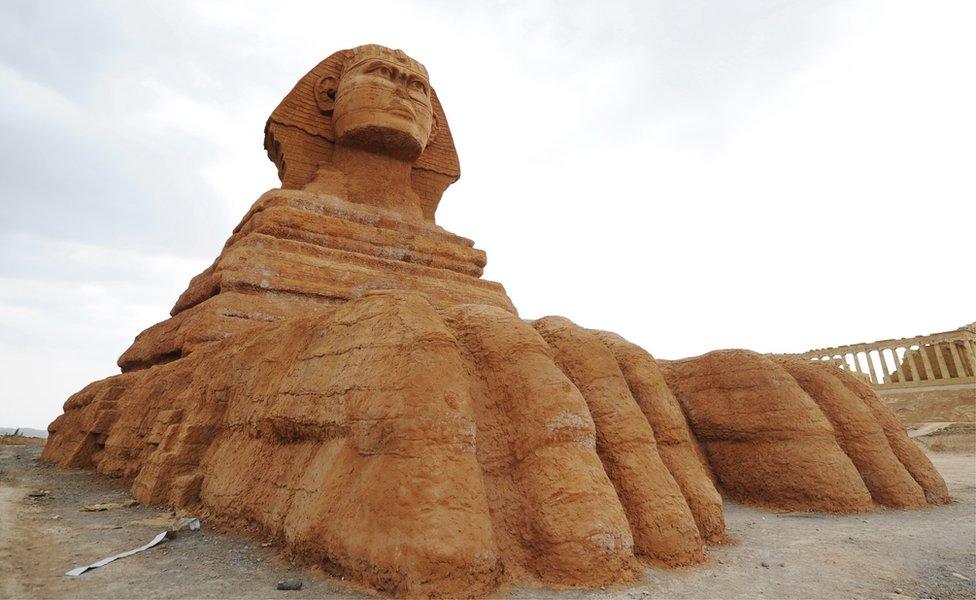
[338,124,424,161]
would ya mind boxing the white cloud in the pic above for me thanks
[1,0,973,428]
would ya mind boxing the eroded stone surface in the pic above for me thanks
[775,356,927,509]
[442,305,639,586]
[828,366,951,505]
[532,317,704,567]
[660,350,876,513]
[594,331,725,543]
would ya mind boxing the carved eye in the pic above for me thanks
[409,79,428,95]
[369,64,393,79]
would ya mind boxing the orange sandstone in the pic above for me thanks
[660,350,875,513]
[774,357,927,509]
[532,317,704,566]
[42,44,948,597]
[442,305,639,586]
[829,367,951,505]
[595,331,725,542]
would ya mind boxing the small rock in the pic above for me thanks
[950,572,969,581]
[27,489,49,498]
[276,579,302,591]
[52,515,61,520]
[641,592,650,597]
[173,517,201,532]
[261,542,272,547]
[761,561,770,568]
[894,588,903,594]
[779,563,785,567]
[717,559,724,564]
[81,499,138,512]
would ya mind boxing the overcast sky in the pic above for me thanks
[2,0,973,429]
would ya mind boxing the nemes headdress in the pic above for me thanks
[264,45,459,221]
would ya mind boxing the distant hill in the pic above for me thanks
[1,426,48,438]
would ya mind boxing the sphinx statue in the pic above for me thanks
[42,45,949,597]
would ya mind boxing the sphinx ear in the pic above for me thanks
[314,75,338,115]
[428,109,439,144]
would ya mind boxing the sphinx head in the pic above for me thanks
[266,45,459,221]
[314,45,434,161]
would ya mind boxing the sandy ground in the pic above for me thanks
[0,436,46,446]
[1,444,974,600]
[911,424,976,455]
[880,385,975,424]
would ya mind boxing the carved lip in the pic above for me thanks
[387,104,415,119]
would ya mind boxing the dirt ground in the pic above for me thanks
[911,423,976,455]
[1,444,973,600]
[880,385,975,425]
[0,436,46,446]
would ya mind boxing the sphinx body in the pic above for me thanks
[43,45,949,597]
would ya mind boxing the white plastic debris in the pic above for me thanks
[65,531,173,576]
[65,516,201,576]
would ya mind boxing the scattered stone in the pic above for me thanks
[761,561,770,568]
[173,517,201,532]
[27,489,49,498]
[81,500,139,511]
[950,572,969,581]
[276,579,302,591]
[894,587,903,594]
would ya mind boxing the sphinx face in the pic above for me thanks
[332,54,434,161]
